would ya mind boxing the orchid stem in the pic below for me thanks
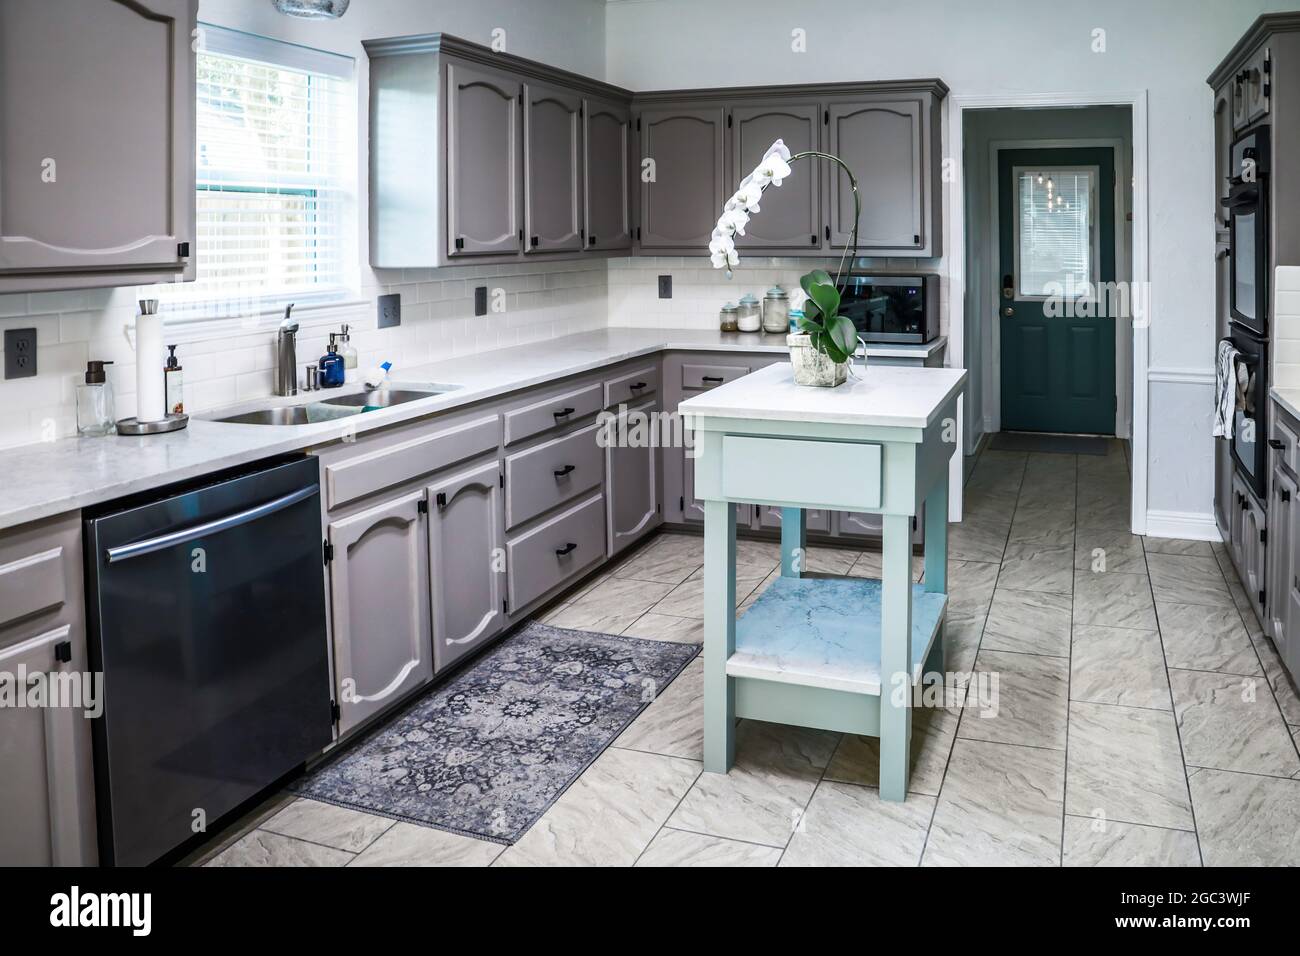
[788,150,860,296]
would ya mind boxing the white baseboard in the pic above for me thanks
[1144,509,1221,541]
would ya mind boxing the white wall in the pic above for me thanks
[606,0,1291,525]
[0,0,608,449]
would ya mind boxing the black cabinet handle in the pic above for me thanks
[554,464,576,478]
[810,234,817,246]
[530,236,539,248]
[555,542,577,556]
[54,640,72,664]
[1284,489,1292,503]
[825,225,831,241]
[1269,439,1285,449]
[553,407,575,418]
[630,382,647,390]
[589,235,598,246]
[702,375,724,383]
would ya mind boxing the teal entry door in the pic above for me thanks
[998,148,1116,435]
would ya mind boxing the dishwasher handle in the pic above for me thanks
[105,484,319,564]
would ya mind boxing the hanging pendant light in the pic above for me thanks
[272,0,350,19]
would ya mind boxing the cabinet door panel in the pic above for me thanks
[607,399,660,554]
[638,105,725,249]
[827,99,923,251]
[758,505,831,534]
[447,60,521,256]
[428,462,506,673]
[0,0,195,275]
[1269,467,1295,649]
[328,492,432,734]
[731,102,820,249]
[0,624,96,865]
[525,82,583,253]
[584,98,633,251]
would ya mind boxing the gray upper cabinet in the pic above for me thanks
[584,98,633,251]
[827,97,932,255]
[730,102,821,250]
[446,60,523,256]
[0,0,197,293]
[427,461,506,673]
[637,105,727,250]
[525,82,583,253]
[1232,44,1270,130]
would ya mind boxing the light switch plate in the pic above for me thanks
[658,275,673,299]
[378,293,401,328]
[4,328,36,379]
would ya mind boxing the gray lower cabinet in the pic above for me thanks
[1267,402,1300,684]
[1229,472,1267,624]
[506,492,606,610]
[427,461,506,673]
[758,505,831,534]
[637,104,727,249]
[326,490,433,735]
[683,451,752,527]
[525,81,583,253]
[730,101,821,250]
[446,59,523,256]
[584,97,633,251]
[0,0,196,292]
[606,398,661,554]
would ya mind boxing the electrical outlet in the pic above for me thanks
[658,275,673,299]
[377,293,401,328]
[474,286,488,316]
[4,328,36,379]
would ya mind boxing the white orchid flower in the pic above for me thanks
[710,244,739,269]
[719,207,750,237]
[753,151,792,187]
[733,180,764,212]
[765,139,792,162]
[708,141,798,271]
[709,230,735,254]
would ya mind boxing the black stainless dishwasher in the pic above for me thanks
[84,456,332,866]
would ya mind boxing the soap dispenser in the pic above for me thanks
[319,333,345,388]
[77,361,116,437]
[339,324,358,384]
[164,344,184,415]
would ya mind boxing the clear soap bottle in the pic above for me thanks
[76,360,116,437]
[339,324,358,384]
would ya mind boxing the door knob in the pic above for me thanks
[1003,307,1014,317]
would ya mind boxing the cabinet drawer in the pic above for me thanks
[507,493,606,610]
[505,423,604,529]
[503,382,603,445]
[605,365,659,407]
[717,436,881,511]
[681,362,750,390]
[0,546,68,631]
[323,414,499,510]
[1272,411,1299,474]
[0,513,80,639]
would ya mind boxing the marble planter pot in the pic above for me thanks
[787,332,849,387]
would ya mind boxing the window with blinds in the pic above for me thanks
[1015,168,1097,299]
[158,26,356,318]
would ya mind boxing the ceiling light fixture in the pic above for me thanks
[271,0,350,19]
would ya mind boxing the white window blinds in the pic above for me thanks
[1016,168,1096,299]
[159,25,356,318]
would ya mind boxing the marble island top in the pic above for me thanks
[0,327,947,532]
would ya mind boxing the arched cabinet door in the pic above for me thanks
[730,102,821,250]
[0,0,196,285]
[524,82,583,253]
[327,490,433,734]
[583,98,632,251]
[446,60,522,256]
[826,98,925,253]
[636,105,726,250]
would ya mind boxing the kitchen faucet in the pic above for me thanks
[275,303,299,396]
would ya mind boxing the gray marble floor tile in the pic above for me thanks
[981,588,1072,657]
[958,649,1069,750]
[1066,701,1193,830]
[546,576,675,633]
[1075,491,1131,531]
[947,559,1001,616]
[922,738,1065,867]
[1070,624,1171,710]
[496,748,700,867]
[733,538,781,573]
[1146,553,1234,608]
[1144,536,1215,558]
[947,515,1011,564]
[780,782,935,867]
[1156,602,1262,675]
[615,657,703,760]
[621,611,704,644]
[997,542,1074,594]
[349,823,503,867]
[610,539,701,585]
[1007,506,1075,547]
[667,720,839,847]
[539,601,573,624]
[651,569,766,619]
[260,799,393,854]
[847,550,924,582]
[1168,669,1300,777]
[801,545,861,575]
[824,702,959,796]
[944,613,986,674]
[180,792,293,866]
[1073,570,1156,630]
[1062,816,1200,866]
[1074,529,1147,574]
[1252,632,1300,725]
[205,829,353,867]
[635,827,781,867]
[1189,768,1300,866]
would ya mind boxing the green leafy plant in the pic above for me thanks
[796,269,859,364]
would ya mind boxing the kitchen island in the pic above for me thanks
[680,361,966,800]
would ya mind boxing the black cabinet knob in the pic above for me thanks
[1269,439,1284,449]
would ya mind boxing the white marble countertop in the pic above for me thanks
[679,361,967,430]
[0,327,949,531]
[1271,386,1300,423]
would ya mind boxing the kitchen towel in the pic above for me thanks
[1214,338,1241,438]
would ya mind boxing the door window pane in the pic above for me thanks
[1016,168,1095,298]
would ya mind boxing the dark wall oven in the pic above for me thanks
[1224,125,1270,336]
[1229,327,1268,500]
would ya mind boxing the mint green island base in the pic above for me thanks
[681,362,966,801]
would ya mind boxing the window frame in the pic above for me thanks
[1011,163,1100,303]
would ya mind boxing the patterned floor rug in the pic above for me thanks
[290,621,699,845]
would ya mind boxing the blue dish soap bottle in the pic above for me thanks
[319,333,345,388]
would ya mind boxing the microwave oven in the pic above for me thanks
[836,273,939,344]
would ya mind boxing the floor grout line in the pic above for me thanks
[1059,452,1079,867]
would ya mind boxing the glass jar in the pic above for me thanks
[762,285,790,333]
[736,294,761,333]
[719,302,739,332]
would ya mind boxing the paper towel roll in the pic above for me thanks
[135,300,166,423]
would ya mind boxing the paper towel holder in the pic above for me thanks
[118,298,189,435]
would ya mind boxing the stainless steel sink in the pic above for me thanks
[213,404,361,426]
[208,384,459,425]
[316,387,454,410]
